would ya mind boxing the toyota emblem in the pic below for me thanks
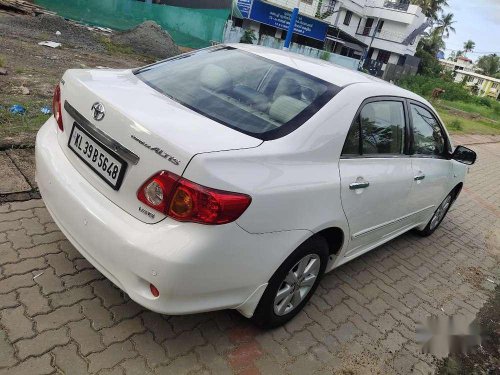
[91,102,105,121]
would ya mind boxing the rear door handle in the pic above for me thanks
[414,174,426,181]
[349,181,370,190]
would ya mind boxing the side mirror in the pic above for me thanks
[452,145,477,165]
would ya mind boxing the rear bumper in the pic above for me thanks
[35,119,309,316]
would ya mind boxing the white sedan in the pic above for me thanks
[35,44,476,327]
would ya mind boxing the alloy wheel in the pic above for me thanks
[430,195,452,230]
[273,254,321,316]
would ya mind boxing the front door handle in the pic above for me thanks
[414,174,426,181]
[349,181,370,190]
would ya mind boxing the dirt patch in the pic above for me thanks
[111,21,180,59]
[0,12,168,145]
[457,266,486,290]
[436,284,500,375]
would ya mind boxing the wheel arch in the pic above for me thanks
[312,227,345,256]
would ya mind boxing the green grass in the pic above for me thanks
[437,108,500,135]
[0,55,4,68]
[440,100,500,122]
[0,100,52,138]
[98,36,134,55]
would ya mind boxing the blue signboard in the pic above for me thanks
[248,0,328,41]
[236,0,252,18]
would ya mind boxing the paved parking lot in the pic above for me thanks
[0,139,499,375]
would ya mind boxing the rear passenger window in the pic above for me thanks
[410,105,445,156]
[342,101,405,156]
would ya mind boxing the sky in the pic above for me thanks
[443,0,500,61]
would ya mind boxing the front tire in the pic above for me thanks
[251,236,329,328]
[415,192,454,237]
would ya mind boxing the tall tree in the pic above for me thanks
[436,12,456,38]
[463,40,476,56]
[476,54,500,76]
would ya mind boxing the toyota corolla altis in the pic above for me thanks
[35,44,476,327]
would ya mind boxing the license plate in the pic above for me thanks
[68,123,127,190]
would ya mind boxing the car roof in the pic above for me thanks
[230,43,427,104]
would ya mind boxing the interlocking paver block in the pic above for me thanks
[0,353,53,375]
[15,326,69,359]
[101,317,145,346]
[52,342,89,375]
[68,319,105,355]
[63,268,103,288]
[87,340,136,373]
[6,229,32,250]
[156,353,202,375]
[46,252,76,276]
[0,138,498,375]
[120,358,155,375]
[132,332,168,368]
[0,329,17,368]
[17,285,51,316]
[20,217,45,236]
[80,298,114,330]
[92,279,126,307]
[2,257,46,277]
[34,267,64,294]
[50,285,94,308]
[164,330,206,357]
[34,304,83,331]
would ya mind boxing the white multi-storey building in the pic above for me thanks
[233,0,428,75]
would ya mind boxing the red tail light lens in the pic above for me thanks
[137,172,251,225]
[52,83,63,131]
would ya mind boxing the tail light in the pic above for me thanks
[52,83,63,131]
[137,172,251,225]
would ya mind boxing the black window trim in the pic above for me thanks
[340,96,411,159]
[407,99,452,160]
[133,45,342,141]
[343,10,353,26]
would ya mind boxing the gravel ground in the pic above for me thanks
[112,20,181,58]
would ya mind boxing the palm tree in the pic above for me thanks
[463,40,475,56]
[412,0,449,20]
[436,12,456,38]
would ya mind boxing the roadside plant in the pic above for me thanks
[449,119,463,131]
[240,29,256,44]
[320,51,331,61]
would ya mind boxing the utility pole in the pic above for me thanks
[283,0,301,50]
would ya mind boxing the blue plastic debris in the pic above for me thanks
[9,104,26,114]
[40,106,52,114]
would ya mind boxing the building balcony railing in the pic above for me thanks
[356,26,407,44]
[383,0,410,11]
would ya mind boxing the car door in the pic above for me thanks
[339,98,414,258]
[407,102,453,223]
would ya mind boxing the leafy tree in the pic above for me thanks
[463,40,475,56]
[415,29,445,76]
[411,0,449,20]
[476,54,500,76]
[436,12,456,38]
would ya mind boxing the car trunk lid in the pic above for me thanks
[57,69,262,223]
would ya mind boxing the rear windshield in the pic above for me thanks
[135,46,339,140]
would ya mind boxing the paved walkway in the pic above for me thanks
[0,140,499,375]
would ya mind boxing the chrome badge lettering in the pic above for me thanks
[130,135,180,165]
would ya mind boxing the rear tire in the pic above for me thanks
[251,236,328,328]
[414,191,454,237]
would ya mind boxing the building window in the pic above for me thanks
[376,20,384,33]
[492,83,499,89]
[468,76,475,82]
[376,50,391,64]
[343,10,353,26]
[363,18,374,36]
[477,79,484,85]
